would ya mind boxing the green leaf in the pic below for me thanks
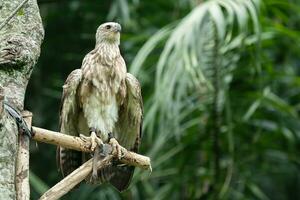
[243,99,261,121]
[247,183,270,200]
[29,171,49,195]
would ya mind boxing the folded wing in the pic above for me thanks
[109,73,143,191]
[57,69,82,177]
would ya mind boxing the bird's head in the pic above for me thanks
[95,22,121,46]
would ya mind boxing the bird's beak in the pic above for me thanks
[114,24,122,33]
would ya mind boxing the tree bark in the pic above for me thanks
[0,0,44,199]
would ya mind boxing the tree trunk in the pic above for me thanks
[0,0,44,199]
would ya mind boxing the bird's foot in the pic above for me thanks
[90,145,101,184]
[80,129,107,183]
[109,137,126,160]
[80,131,103,152]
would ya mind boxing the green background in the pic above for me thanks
[26,0,300,199]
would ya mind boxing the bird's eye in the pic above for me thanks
[106,25,111,29]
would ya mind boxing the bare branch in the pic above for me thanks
[32,126,91,152]
[32,126,151,199]
[16,111,32,200]
[39,156,113,200]
[31,126,151,170]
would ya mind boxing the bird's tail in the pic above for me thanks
[87,160,135,192]
[108,162,135,192]
[57,146,82,177]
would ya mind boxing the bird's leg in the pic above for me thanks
[108,133,126,160]
[91,144,101,183]
[82,128,105,183]
[79,128,105,183]
[79,128,103,151]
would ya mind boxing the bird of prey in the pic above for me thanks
[57,22,143,192]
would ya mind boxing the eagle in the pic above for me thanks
[57,22,143,192]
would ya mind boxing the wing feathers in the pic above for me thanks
[109,73,143,191]
[57,70,143,192]
[57,69,82,177]
[116,73,143,150]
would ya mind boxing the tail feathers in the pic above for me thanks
[99,166,114,183]
[58,147,82,177]
[57,148,135,192]
[109,164,135,192]
[90,161,135,192]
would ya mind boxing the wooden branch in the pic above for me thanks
[32,126,151,199]
[16,111,32,200]
[32,126,91,152]
[31,126,151,170]
[39,155,113,200]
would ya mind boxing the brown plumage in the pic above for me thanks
[56,22,143,192]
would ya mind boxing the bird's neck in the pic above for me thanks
[95,41,119,54]
[94,42,120,65]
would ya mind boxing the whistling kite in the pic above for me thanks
[57,22,143,192]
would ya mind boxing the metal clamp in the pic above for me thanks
[3,101,32,137]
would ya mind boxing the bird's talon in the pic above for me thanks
[80,132,103,152]
[90,132,98,151]
[109,138,125,160]
[120,148,126,158]
[79,134,88,142]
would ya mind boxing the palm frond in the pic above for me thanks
[131,0,262,198]
[139,0,261,150]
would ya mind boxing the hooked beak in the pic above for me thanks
[114,24,122,33]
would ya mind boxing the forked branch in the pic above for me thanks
[31,126,151,199]
[31,126,151,170]
[39,156,114,200]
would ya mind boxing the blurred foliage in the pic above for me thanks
[25,0,300,199]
